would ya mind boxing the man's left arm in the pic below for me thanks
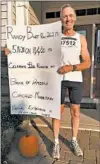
[74,35,91,71]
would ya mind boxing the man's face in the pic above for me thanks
[61,7,76,30]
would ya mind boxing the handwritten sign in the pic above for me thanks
[8,69,61,119]
[7,21,61,119]
[7,21,61,68]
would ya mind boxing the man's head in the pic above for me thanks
[60,4,76,30]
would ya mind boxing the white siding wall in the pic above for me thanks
[28,4,40,25]
[1,1,16,48]
[16,2,40,25]
[12,1,16,25]
[1,1,16,111]
[1,1,8,48]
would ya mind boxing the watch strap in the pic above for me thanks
[72,65,77,71]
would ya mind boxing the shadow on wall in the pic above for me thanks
[1,50,24,131]
[1,50,24,162]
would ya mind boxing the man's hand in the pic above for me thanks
[57,65,73,74]
[5,48,11,56]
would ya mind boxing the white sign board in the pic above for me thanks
[8,69,61,119]
[7,21,61,119]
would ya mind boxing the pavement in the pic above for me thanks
[6,110,100,164]
[30,106,100,132]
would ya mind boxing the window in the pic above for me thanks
[76,8,98,16]
[76,9,86,16]
[96,30,100,63]
[46,7,100,19]
[56,11,60,18]
[96,46,100,63]
[46,12,55,19]
[87,8,97,15]
[98,8,100,14]
[97,30,100,47]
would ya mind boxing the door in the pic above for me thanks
[94,24,100,98]
[75,25,92,97]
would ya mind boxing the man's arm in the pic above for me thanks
[57,35,91,74]
[5,48,11,55]
[74,34,91,71]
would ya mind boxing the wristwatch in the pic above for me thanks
[72,65,77,71]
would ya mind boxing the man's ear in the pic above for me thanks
[74,14,77,22]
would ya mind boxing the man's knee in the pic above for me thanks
[70,104,80,118]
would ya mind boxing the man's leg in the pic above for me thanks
[52,118,60,141]
[52,81,66,159]
[68,82,83,156]
[52,104,65,159]
[70,104,80,139]
[52,104,65,138]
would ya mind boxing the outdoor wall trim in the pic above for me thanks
[90,24,96,99]
[7,2,12,24]
[16,1,29,25]
[16,2,25,25]
[16,1,29,10]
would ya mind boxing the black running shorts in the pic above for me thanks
[61,80,83,105]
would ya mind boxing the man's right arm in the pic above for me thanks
[5,48,11,56]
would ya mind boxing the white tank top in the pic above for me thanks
[61,32,83,82]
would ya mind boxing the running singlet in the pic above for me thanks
[61,32,83,82]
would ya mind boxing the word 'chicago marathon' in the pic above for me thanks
[12,91,54,101]
[7,26,59,41]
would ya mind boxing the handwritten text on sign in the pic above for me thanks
[7,21,61,69]
[7,21,61,119]
[9,69,61,119]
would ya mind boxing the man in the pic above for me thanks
[52,4,91,159]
